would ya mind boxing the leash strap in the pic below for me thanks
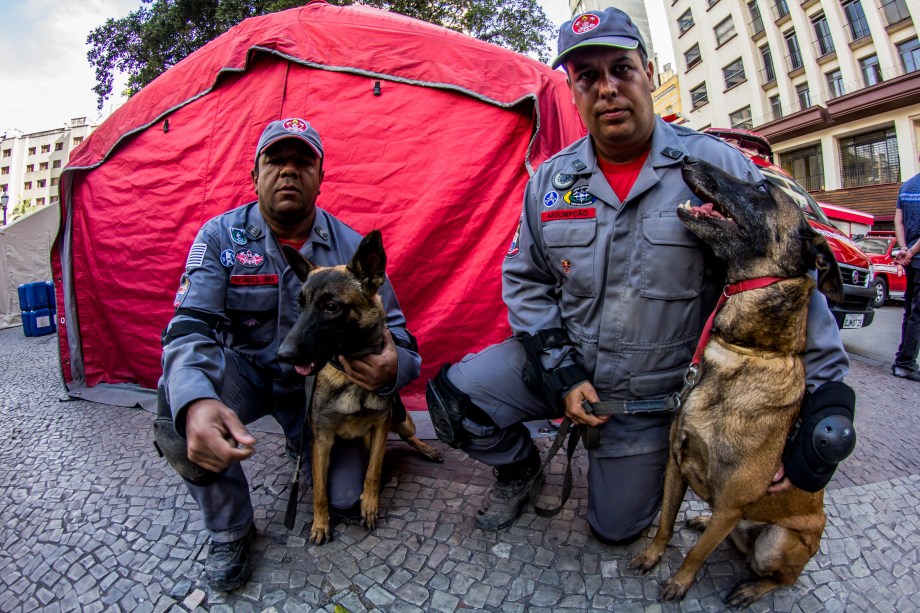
[527,417,584,517]
[284,374,318,530]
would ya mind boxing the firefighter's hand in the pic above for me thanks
[339,329,399,391]
[563,381,610,428]
[185,399,255,473]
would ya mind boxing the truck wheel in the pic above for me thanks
[873,277,888,308]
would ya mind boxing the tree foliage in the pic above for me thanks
[87,0,554,109]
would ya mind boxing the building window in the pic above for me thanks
[690,82,709,109]
[41,144,50,153]
[897,38,920,74]
[51,177,60,186]
[51,195,59,204]
[770,95,783,120]
[678,9,694,36]
[843,1,871,42]
[881,0,911,26]
[708,0,720,7]
[685,44,702,70]
[0,184,7,193]
[715,16,736,47]
[730,106,753,129]
[773,0,789,19]
[748,0,765,36]
[28,147,36,155]
[782,146,825,191]
[36,197,46,206]
[723,58,746,89]
[73,136,84,146]
[785,31,803,70]
[55,142,63,151]
[839,127,899,187]
[2,149,10,158]
[796,83,811,109]
[52,160,62,169]
[826,69,845,99]
[762,46,777,82]
[812,15,835,57]
[26,164,34,173]
[39,162,48,171]
[37,179,47,188]
[24,181,32,190]
[859,54,883,86]
[0,166,8,175]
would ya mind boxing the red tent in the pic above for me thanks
[53,1,584,410]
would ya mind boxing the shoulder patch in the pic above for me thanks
[185,243,208,270]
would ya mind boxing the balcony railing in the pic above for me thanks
[846,17,872,43]
[748,16,766,38]
[771,0,791,20]
[759,66,777,85]
[812,35,836,58]
[879,0,911,27]
[841,165,900,188]
[784,52,804,72]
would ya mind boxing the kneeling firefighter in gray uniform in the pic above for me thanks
[154,118,420,591]
[427,8,855,542]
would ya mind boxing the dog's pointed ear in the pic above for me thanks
[282,244,316,283]
[801,224,844,302]
[348,230,386,293]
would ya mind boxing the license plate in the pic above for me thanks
[843,314,864,329]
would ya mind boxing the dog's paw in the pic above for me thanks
[686,515,710,532]
[309,522,331,545]
[627,548,663,574]
[724,578,776,609]
[360,495,379,530]
[660,577,691,601]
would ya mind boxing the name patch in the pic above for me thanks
[541,208,596,222]
[230,274,279,286]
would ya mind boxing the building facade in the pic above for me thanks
[664,0,919,227]
[0,118,96,225]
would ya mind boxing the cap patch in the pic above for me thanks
[572,14,600,34]
[282,118,308,133]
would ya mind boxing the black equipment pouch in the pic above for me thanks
[520,329,589,406]
[425,365,471,448]
[782,380,856,492]
[151,386,220,486]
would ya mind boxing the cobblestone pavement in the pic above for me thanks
[1,326,918,612]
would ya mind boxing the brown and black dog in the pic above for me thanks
[628,158,844,607]
[278,230,442,545]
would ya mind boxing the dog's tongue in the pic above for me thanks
[295,363,315,376]
[699,202,726,220]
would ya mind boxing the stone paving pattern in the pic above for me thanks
[1,326,918,612]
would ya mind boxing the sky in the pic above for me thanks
[0,0,675,136]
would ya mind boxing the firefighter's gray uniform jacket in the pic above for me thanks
[447,118,848,539]
[505,118,847,455]
[162,202,420,426]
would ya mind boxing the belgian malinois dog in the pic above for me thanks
[628,158,844,607]
[278,230,442,545]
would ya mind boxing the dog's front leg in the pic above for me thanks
[310,430,335,544]
[629,453,687,573]
[661,506,742,601]
[361,422,388,530]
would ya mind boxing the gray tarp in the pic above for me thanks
[0,205,58,329]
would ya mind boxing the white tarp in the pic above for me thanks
[0,205,59,329]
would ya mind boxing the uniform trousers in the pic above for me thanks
[446,338,669,542]
[177,350,367,543]
[895,265,920,372]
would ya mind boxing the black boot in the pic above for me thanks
[205,524,256,591]
[475,446,543,531]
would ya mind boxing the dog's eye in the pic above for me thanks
[323,301,341,315]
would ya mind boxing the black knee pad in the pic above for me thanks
[783,381,856,493]
[152,386,220,486]
[426,364,493,448]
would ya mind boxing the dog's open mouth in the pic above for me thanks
[678,199,735,225]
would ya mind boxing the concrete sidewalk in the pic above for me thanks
[1,325,918,612]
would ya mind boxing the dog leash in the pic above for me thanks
[284,374,318,530]
[527,276,788,518]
